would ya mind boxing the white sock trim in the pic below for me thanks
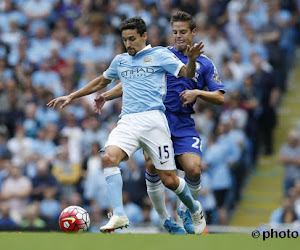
[103,166,120,178]
[145,179,162,188]
[174,177,185,194]
[187,182,201,198]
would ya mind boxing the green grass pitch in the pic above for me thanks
[1,232,298,250]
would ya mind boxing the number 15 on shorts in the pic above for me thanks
[158,145,170,162]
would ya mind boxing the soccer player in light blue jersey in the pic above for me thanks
[95,12,225,234]
[47,17,206,234]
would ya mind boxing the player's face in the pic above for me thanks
[122,29,147,56]
[172,21,196,52]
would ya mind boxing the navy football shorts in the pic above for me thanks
[172,135,202,170]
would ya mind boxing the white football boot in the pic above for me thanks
[190,201,207,234]
[100,214,130,233]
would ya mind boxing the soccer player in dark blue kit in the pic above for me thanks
[94,11,225,234]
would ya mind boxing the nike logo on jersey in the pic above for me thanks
[160,160,168,164]
[62,217,76,223]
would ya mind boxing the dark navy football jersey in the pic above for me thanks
[164,46,225,114]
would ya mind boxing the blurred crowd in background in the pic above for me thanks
[0,0,300,232]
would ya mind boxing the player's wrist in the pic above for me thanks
[196,89,203,98]
[101,93,108,101]
[187,56,196,62]
[69,93,76,100]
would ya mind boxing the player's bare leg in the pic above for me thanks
[100,146,130,233]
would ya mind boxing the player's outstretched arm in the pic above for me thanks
[94,82,123,114]
[180,89,224,107]
[47,76,111,109]
[179,41,204,79]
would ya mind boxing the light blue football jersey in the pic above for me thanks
[103,45,185,116]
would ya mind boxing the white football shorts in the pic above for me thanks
[104,110,176,170]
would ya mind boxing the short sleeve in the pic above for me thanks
[202,58,225,92]
[160,48,185,77]
[103,56,120,80]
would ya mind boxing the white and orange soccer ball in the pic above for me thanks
[59,205,90,232]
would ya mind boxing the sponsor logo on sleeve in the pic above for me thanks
[212,73,221,84]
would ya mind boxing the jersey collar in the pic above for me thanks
[135,44,152,56]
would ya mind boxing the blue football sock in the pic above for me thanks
[174,177,199,214]
[104,167,125,216]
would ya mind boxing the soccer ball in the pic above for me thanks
[59,205,90,232]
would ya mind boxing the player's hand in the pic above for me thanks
[94,94,106,114]
[186,41,204,60]
[47,95,73,109]
[180,89,198,107]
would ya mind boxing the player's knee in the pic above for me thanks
[102,153,120,167]
[186,162,201,180]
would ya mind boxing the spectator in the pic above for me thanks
[0,131,8,157]
[20,204,46,229]
[79,31,113,65]
[39,187,61,226]
[60,113,83,164]
[27,25,52,64]
[35,92,60,129]
[88,202,104,233]
[122,158,147,207]
[279,130,300,195]
[1,20,23,48]
[141,197,153,224]
[81,116,107,157]
[202,23,232,74]
[240,75,261,166]
[31,128,56,161]
[238,25,268,64]
[221,60,242,95]
[31,158,60,201]
[293,179,300,215]
[220,90,248,130]
[196,168,217,225]
[58,0,81,32]
[122,191,143,225]
[0,161,32,223]
[23,102,40,138]
[257,1,293,91]
[0,201,17,228]
[82,142,109,210]
[193,105,215,138]
[52,144,81,200]
[228,49,253,84]
[270,196,300,224]
[251,53,280,155]
[202,133,232,225]
[0,153,10,189]
[32,59,63,98]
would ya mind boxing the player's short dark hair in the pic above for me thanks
[170,11,196,31]
[120,17,146,36]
